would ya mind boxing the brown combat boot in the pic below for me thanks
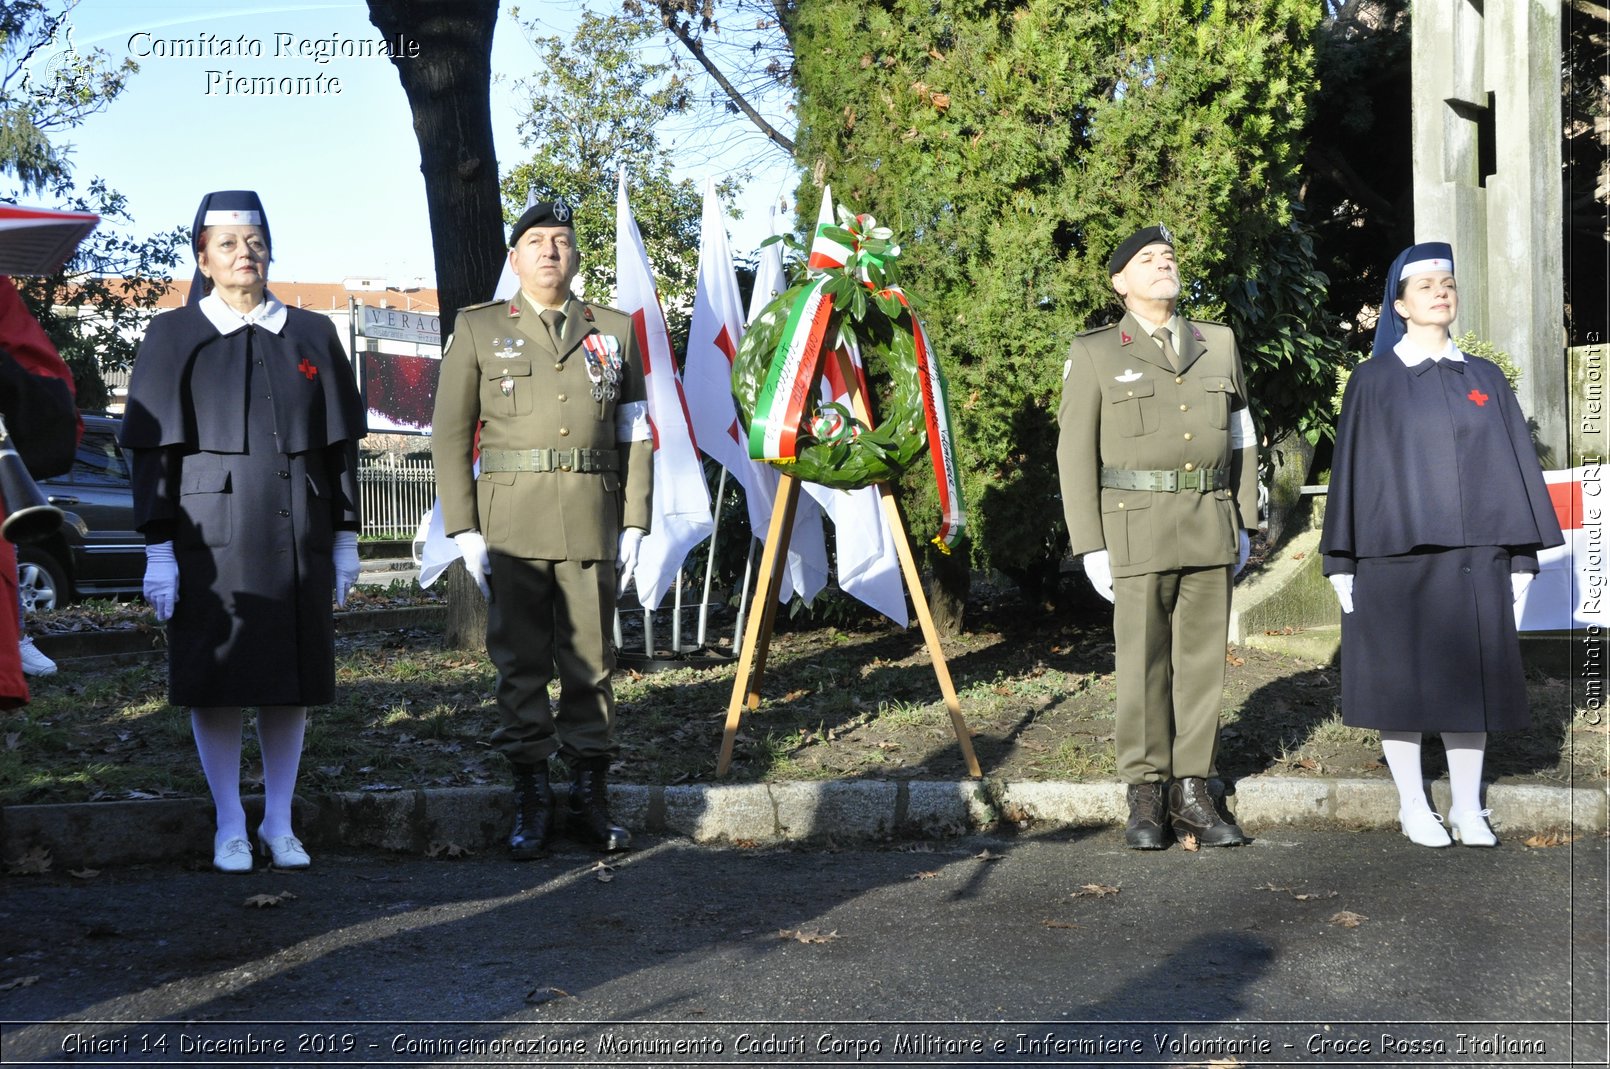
[508,762,554,860]
[1167,776,1247,847]
[1124,782,1171,849]
[567,756,631,852]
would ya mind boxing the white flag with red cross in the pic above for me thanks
[615,171,714,610]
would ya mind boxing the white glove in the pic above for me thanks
[1082,549,1115,604]
[1329,573,1354,614]
[333,530,360,608]
[453,530,491,599]
[1511,572,1533,603]
[143,541,178,621]
[1235,529,1251,575]
[617,527,645,596]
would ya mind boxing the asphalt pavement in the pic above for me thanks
[1,829,1606,1068]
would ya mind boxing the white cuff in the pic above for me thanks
[615,400,651,442]
[1230,407,1256,449]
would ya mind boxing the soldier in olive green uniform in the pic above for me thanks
[1056,225,1259,848]
[432,199,653,859]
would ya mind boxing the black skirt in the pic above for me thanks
[1339,546,1530,732]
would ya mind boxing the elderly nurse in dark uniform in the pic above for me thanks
[1321,242,1562,848]
[119,191,364,872]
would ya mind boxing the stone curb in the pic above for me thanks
[3,776,1603,868]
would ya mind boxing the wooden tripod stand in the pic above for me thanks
[716,351,981,778]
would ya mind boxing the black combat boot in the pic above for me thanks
[1124,782,1171,849]
[508,762,554,860]
[1167,776,1248,847]
[567,756,631,852]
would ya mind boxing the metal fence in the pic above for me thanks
[358,455,435,538]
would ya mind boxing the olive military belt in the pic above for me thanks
[1099,466,1227,493]
[479,448,618,474]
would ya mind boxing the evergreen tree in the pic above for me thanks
[792,0,1343,607]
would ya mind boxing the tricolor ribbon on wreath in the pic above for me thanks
[742,188,966,551]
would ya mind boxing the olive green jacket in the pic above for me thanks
[1056,311,1259,578]
[432,293,654,561]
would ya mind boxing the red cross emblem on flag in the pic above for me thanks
[298,358,318,380]
[1468,388,1488,407]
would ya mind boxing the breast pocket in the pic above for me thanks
[1104,380,1156,437]
[1199,377,1234,430]
[483,359,534,417]
[178,463,232,549]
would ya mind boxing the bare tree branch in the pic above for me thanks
[660,11,795,152]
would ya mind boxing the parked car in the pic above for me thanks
[17,413,143,612]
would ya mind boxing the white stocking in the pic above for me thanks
[1443,731,1488,814]
[191,706,246,843]
[1380,730,1432,812]
[257,705,307,840]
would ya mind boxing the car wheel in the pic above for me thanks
[16,547,68,615]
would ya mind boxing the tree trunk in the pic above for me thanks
[367,0,504,649]
[924,542,970,637]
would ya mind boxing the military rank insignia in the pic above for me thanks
[579,334,623,401]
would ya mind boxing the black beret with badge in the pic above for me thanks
[1107,223,1174,275]
[509,198,575,246]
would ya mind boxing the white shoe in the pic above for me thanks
[258,832,311,869]
[1398,807,1452,848]
[1448,808,1498,847]
[212,836,253,873]
[19,637,56,677]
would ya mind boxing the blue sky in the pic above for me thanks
[31,1,795,290]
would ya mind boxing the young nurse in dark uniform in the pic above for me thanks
[1321,242,1562,847]
[120,191,364,872]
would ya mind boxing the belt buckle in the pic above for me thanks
[558,448,573,473]
[1180,469,1200,492]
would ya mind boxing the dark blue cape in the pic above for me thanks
[1321,352,1562,573]
[119,303,363,454]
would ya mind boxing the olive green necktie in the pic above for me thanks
[541,308,565,352]
[1154,326,1181,372]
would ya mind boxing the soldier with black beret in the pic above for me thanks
[432,198,653,859]
[1056,224,1260,849]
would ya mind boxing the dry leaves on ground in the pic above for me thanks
[1259,883,1337,902]
[1041,919,1080,929]
[526,986,573,1006]
[973,849,1004,862]
[0,975,39,992]
[425,841,473,859]
[68,868,99,880]
[1179,834,1200,852]
[778,928,839,944]
[243,891,297,909]
[1070,883,1119,898]
[1523,831,1579,848]
[591,862,615,883]
[909,870,940,880]
[5,847,51,875]
[1329,910,1368,928]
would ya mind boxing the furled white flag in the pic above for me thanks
[615,170,714,609]
[799,187,909,625]
[684,180,829,603]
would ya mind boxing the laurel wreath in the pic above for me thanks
[731,216,930,491]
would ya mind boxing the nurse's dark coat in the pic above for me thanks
[120,302,363,707]
[1320,352,1563,731]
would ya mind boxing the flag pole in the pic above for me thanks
[696,467,730,649]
